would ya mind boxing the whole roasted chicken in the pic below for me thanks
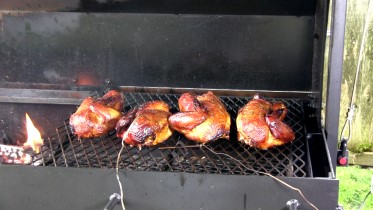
[69,90,124,139]
[168,91,230,143]
[236,94,295,150]
[116,101,173,148]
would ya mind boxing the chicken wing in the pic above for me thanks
[116,101,173,148]
[69,90,124,139]
[236,94,295,150]
[168,91,230,143]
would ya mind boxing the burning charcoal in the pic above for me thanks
[0,144,32,165]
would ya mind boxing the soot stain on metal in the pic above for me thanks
[243,193,247,210]
[179,173,185,187]
[197,177,203,185]
[0,11,31,32]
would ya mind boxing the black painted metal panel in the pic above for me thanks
[0,166,339,210]
[325,0,347,172]
[0,13,315,91]
[0,0,317,15]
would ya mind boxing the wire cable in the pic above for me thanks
[200,144,319,210]
[358,191,371,210]
[350,0,372,109]
[340,0,373,142]
[115,114,141,210]
[115,140,126,210]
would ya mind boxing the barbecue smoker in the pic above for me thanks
[0,0,346,209]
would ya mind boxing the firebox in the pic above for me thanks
[0,0,346,209]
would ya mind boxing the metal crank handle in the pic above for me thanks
[104,193,121,210]
[286,199,300,210]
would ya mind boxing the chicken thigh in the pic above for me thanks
[70,90,124,139]
[116,101,172,148]
[168,91,230,143]
[236,94,295,150]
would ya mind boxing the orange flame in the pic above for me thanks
[23,113,43,153]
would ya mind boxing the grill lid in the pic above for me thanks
[0,0,327,92]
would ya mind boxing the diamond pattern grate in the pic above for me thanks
[33,91,311,177]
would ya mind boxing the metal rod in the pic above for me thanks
[0,88,93,105]
[117,86,316,98]
[325,0,347,171]
[158,145,201,149]
[104,193,121,210]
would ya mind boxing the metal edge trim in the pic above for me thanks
[117,86,318,98]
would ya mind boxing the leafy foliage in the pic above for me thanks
[337,166,373,210]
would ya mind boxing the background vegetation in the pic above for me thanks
[337,0,373,152]
[323,0,373,152]
[336,2,373,210]
[337,166,373,210]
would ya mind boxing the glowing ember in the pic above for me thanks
[0,144,32,164]
[23,113,43,153]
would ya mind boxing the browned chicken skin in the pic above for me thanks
[168,91,231,143]
[69,90,124,139]
[116,101,173,148]
[236,94,295,150]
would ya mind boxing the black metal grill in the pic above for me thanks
[32,91,310,177]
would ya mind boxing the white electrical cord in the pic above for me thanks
[115,114,141,210]
[116,140,126,210]
[200,144,319,210]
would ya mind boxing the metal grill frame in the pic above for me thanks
[0,0,345,208]
[32,90,311,178]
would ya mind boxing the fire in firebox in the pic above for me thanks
[0,113,43,164]
[23,113,43,153]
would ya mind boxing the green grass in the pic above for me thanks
[337,166,373,210]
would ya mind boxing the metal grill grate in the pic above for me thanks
[33,91,310,177]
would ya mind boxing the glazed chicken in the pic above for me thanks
[116,101,173,148]
[236,94,295,150]
[69,90,124,139]
[168,91,230,143]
